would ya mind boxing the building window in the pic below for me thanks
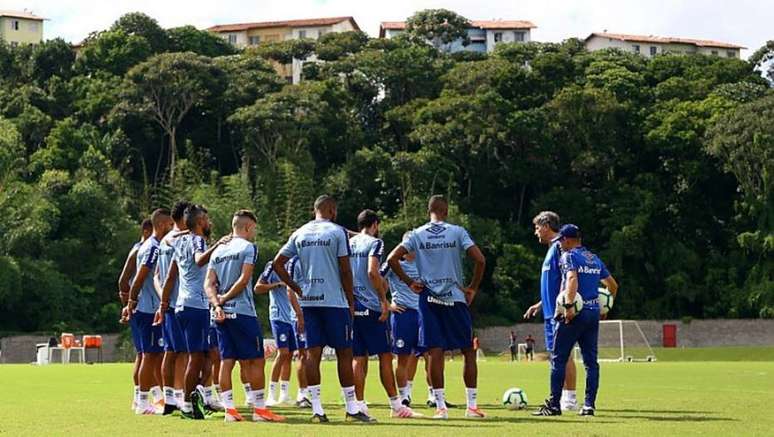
[494,32,503,42]
[11,20,20,30]
[248,36,260,45]
[228,34,237,44]
[632,44,640,54]
[711,50,719,56]
[514,31,525,42]
[298,30,307,39]
[650,46,657,56]
[726,50,736,58]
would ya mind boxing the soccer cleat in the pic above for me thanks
[432,408,449,420]
[532,400,562,416]
[253,408,286,422]
[190,391,206,420]
[345,411,377,423]
[208,400,225,412]
[561,399,578,412]
[224,408,244,422]
[427,400,457,409]
[265,397,280,407]
[390,406,423,418]
[180,410,196,420]
[579,406,595,416]
[464,407,487,419]
[135,406,158,415]
[278,394,292,405]
[296,398,312,409]
[162,404,178,416]
[401,396,411,407]
[310,413,330,423]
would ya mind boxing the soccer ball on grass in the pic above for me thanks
[502,388,528,410]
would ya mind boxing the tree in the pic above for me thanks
[405,9,471,52]
[749,40,774,83]
[30,38,75,84]
[76,30,152,76]
[110,12,170,53]
[315,31,369,61]
[167,25,236,57]
[123,52,226,181]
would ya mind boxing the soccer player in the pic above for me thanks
[118,219,153,411]
[533,224,618,417]
[523,211,578,410]
[272,195,372,423]
[205,209,285,423]
[386,195,486,420]
[256,257,307,407]
[122,209,173,415]
[159,204,229,419]
[380,233,422,407]
[153,201,190,415]
[349,210,420,419]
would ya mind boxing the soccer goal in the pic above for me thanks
[595,320,657,362]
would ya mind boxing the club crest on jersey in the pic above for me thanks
[396,339,405,348]
[426,224,446,235]
[280,334,287,342]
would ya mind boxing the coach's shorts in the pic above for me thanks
[418,290,472,351]
[295,321,307,350]
[216,314,264,360]
[162,309,185,353]
[175,307,210,353]
[271,320,298,352]
[133,311,164,354]
[352,302,391,357]
[544,319,558,352]
[391,308,423,355]
[302,306,352,350]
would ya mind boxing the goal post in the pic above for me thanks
[594,320,657,362]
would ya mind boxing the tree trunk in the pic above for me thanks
[517,184,527,225]
[169,127,177,182]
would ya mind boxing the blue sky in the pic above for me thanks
[4,0,772,57]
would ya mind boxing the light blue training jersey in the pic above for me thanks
[401,221,475,304]
[135,236,161,314]
[208,237,258,317]
[349,233,385,312]
[381,259,420,310]
[279,219,350,308]
[173,233,209,310]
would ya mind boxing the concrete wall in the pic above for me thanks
[477,319,774,354]
[0,334,122,364]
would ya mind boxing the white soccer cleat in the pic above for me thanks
[464,407,487,419]
[390,406,423,418]
[135,406,159,415]
[561,399,578,412]
[432,407,449,419]
[208,400,225,412]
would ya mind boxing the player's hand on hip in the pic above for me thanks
[409,280,424,294]
[379,301,390,322]
[389,303,405,314]
[296,317,305,334]
[462,287,477,305]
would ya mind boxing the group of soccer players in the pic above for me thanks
[117,196,618,423]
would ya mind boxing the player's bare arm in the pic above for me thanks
[463,244,486,305]
[218,262,254,305]
[204,268,225,323]
[387,245,422,293]
[338,255,355,316]
[194,234,232,267]
[117,248,138,304]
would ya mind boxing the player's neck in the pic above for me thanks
[429,214,446,223]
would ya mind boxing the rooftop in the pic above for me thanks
[379,19,536,37]
[0,10,46,21]
[208,16,360,33]
[586,32,745,49]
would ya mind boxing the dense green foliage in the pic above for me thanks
[0,12,772,333]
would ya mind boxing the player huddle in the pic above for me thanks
[117,195,617,424]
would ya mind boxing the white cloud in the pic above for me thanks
[4,0,771,56]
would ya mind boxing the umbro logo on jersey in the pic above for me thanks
[426,224,446,235]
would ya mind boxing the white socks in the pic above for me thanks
[133,385,140,405]
[342,386,359,415]
[203,386,214,404]
[406,380,414,399]
[250,389,266,409]
[427,386,434,402]
[389,395,402,411]
[181,401,192,413]
[562,389,577,404]
[243,382,252,397]
[398,385,409,402]
[309,385,324,416]
[137,391,150,411]
[297,387,308,401]
[268,382,278,400]
[174,389,184,407]
[466,387,478,409]
[164,386,176,405]
[150,386,162,403]
[221,390,234,409]
[280,380,290,399]
[433,388,447,410]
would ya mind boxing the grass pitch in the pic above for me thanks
[1,348,772,436]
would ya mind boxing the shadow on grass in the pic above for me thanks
[605,408,715,414]
[617,415,736,423]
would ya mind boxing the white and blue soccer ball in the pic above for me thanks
[598,287,614,315]
[556,291,584,317]
[502,387,528,410]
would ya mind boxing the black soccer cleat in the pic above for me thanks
[578,406,595,416]
[426,399,457,409]
[532,400,562,416]
[163,404,178,416]
[345,411,377,423]
[190,391,206,420]
[296,398,312,409]
[401,397,411,407]
[310,413,330,423]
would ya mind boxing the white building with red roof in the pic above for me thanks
[379,19,536,53]
[585,32,745,58]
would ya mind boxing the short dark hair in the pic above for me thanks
[428,195,448,214]
[141,218,153,231]
[357,209,380,230]
[232,209,257,229]
[532,211,560,232]
[150,208,171,226]
[171,200,192,222]
[184,204,208,230]
[314,195,336,212]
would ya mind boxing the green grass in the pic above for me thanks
[1,355,772,436]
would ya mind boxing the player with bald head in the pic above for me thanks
[387,195,487,420]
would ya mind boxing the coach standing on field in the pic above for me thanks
[523,211,578,410]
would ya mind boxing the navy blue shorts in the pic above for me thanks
[175,307,210,353]
[418,291,472,351]
[208,326,219,350]
[133,311,164,353]
[391,308,424,355]
[129,316,142,353]
[544,319,558,352]
[271,320,298,352]
[162,309,185,352]
[295,321,307,350]
[216,314,264,360]
[352,303,391,357]
[302,306,352,350]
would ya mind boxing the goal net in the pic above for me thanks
[576,320,657,362]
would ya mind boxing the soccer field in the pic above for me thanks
[1,355,772,436]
